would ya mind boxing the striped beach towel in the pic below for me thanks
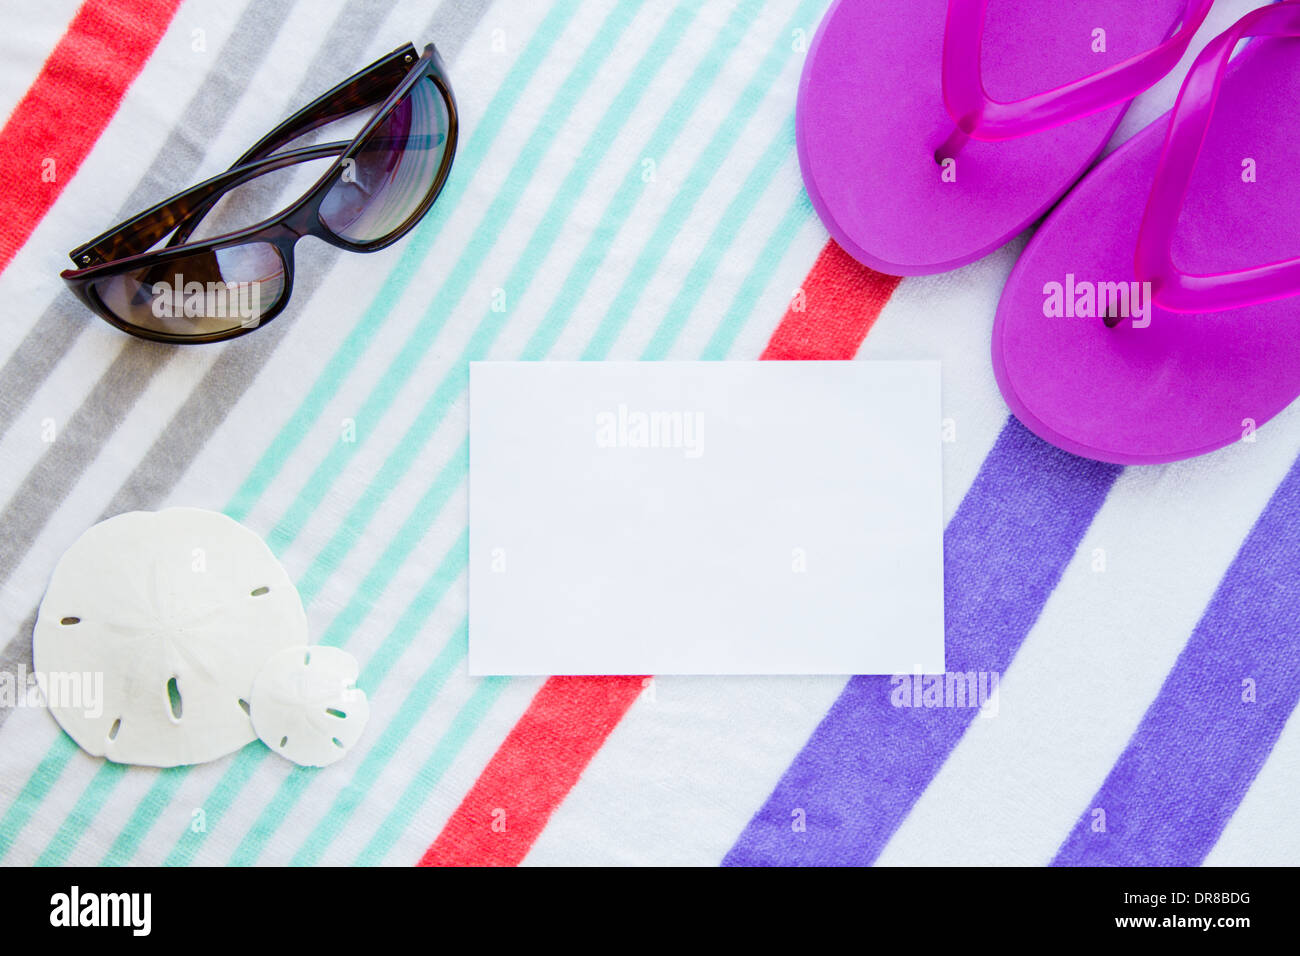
[0,0,1296,867]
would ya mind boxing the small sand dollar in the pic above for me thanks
[32,508,308,768]
[250,645,369,767]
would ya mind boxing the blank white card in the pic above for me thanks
[468,361,944,675]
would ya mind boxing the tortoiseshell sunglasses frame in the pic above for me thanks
[60,43,457,344]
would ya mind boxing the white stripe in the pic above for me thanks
[1205,700,1300,866]
[0,0,85,128]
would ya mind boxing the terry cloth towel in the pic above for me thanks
[0,0,1297,867]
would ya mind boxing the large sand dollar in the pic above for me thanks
[33,508,308,768]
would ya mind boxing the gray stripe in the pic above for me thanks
[0,0,492,727]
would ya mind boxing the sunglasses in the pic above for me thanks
[61,43,458,344]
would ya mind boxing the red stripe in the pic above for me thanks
[421,239,901,866]
[0,0,185,275]
[419,676,646,867]
[761,239,902,360]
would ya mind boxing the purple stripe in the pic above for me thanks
[723,418,1121,866]
[1052,453,1300,866]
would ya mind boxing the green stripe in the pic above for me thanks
[355,671,508,866]
[640,119,796,359]
[520,0,769,361]
[269,0,643,556]
[162,741,263,866]
[351,527,469,689]
[0,735,76,862]
[228,769,315,867]
[580,2,819,360]
[35,761,127,866]
[701,192,814,359]
[312,438,467,622]
[100,766,187,866]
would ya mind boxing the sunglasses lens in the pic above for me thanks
[319,75,450,243]
[90,242,286,338]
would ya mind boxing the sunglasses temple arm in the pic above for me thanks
[233,44,416,170]
[68,142,349,266]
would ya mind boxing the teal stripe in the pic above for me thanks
[211,3,654,868]
[224,2,692,867]
[283,2,825,864]
[228,769,315,867]
[235,530,467,865]
[292,617,469,866]
[520,0,768,361]
[0,735,76,862]
[640,119,796,359]
[701,191,814,359]
[101,766,187,866]
[581,2,817,360]
[34,761,126,866]
[163,741,264,866]
[226,2,582,525]
[353,527,468,689]
[291,2,702,605]
[312,438,467,620]
[355,672,508,866]
[269,0,642,556]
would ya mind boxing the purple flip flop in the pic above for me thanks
[994,2,1300,465]
[796,0,1211,275]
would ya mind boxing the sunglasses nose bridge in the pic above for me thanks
[278,207,317,242]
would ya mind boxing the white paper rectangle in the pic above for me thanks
[469,361,944,676]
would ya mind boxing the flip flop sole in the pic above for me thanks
[993,35,1300,464]
[797,0,1187,276]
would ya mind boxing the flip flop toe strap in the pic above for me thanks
[942,0,1215,141]
[1136,0,1300,313]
